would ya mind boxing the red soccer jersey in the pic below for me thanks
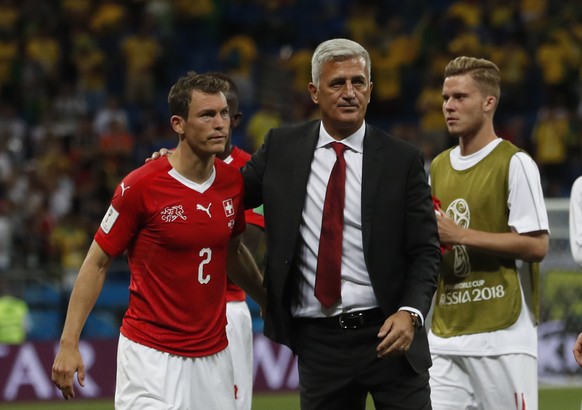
[222,146,265,301]
[94,156,246,357]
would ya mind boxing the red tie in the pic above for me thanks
[315,142,346,308]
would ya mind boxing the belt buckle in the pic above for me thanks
[338,312,364,329]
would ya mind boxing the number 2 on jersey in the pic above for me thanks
[198,248,212,284]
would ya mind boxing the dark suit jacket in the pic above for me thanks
[242,120,441,373]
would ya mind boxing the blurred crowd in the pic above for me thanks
[0,0,581,294]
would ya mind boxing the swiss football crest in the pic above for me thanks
[161,205,187,222]
[223,198,235,217]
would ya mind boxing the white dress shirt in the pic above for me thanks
[292,121,376,318]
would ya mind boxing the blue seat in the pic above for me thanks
[83,311,120,339]
[23,282,60,306]
[95,281,129,309]
[27,309,62,341]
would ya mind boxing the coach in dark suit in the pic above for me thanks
[242,39,441,409]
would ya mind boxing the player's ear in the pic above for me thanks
[171,115,185,134]
[483,96,496,113]
[231,113,242,128]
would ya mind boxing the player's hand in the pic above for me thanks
[145,147,173,163]
[52,346,85,400]
[436,211,463,247]
[573,332,582,367]
[375,310,415,358]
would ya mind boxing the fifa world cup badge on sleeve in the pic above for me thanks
[100,205,120,234]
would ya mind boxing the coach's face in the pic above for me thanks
[308,57,372,140]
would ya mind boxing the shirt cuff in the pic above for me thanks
[398,307,424,327]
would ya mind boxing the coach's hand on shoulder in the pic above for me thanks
[145,147,173,163]
[375,310,415,359]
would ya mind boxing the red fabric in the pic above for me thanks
[315,142,346,308]
[95,157,245,357]
[432,196,452,254]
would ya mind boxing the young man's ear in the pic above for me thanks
[231,113,242,128]
[171,115,185,134]
[484,96,497,113]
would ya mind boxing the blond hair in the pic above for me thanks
[444,56,501,106]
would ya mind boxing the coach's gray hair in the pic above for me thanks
[311,38,371,88]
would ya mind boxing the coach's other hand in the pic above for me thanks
[145,147,173,163]
[376,310,415,358]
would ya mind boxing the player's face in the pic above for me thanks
[180,90,230,155]
[308,57,372,138]
[442,74,489,139]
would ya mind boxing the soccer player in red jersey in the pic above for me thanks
[51,72,266,410]
[145,72,266,410]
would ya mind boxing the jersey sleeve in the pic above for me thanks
[244,206,265,229]
[94,174,146,257]
[507,152,550,234]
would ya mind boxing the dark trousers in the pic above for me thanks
[293,319,431,410]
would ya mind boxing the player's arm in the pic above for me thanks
[52,240,113,400]
[436,215,549,262]
[241,223,266,272]
[226,234,266,311]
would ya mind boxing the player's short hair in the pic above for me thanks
[444,56,501,105]
[311,38,371,88]
[167,71,229,119]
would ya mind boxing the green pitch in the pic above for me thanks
[1,388,581,409]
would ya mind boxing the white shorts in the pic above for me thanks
[430,353,537,410]
[226,300,254,410]
[115,334,236,410]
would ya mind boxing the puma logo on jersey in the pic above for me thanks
[120,182,131,196]
[196,203,212,218]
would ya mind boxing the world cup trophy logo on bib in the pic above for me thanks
[446,198,471,278]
